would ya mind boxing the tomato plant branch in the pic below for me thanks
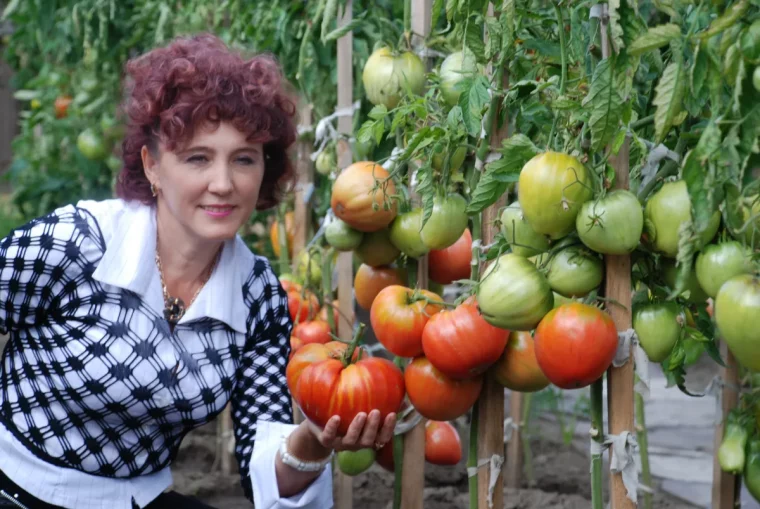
[631,114,655,131]
[468,403,479,509]
[590,377,604,509]
[547,2,568,150]
[321,247,336,334]
[276,203,291,275]
[635,389,653,509]
[393,433,404,509]
[343,322,366,367]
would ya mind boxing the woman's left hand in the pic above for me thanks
[307,410,397,453]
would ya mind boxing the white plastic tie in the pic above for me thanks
[416,47,448,59]
[633,335,650,400]
[466,458,491,478]
[589,4,604,19]
[589,432,640,504]
[310,101,361,160]
[503,417,520,443]
[485,151,502,164]
[638,142,681,193]
[382,146,405,171]
[295,182,316,204]
[613,329,635,368]
[487,454,504,507]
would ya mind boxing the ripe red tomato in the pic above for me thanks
[490,331,550,392]
[534,303,618,389]
[425,421,462,466]
[404,356,482,421]
[54,95,72,119]
[354,264,406,310]
[287,342,404,436]
[421,298,509,379]
[287,289,320,323]
[317,300,340,333]
[292,320,332,346]
[428,228,472,285]
[370,285,443,358]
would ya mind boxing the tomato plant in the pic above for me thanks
[419,193,469,250]
[439,49,479,107]
[715,274,760,372]
[477,253,554,331]
[545,246,604,298]
[370,286,443,358]
[286,285,320,323]
[490,331,550,393]
[421,298,509,380]
[576,190,643,255]
[404,356,482,421]
[389,208,430,258]
[354,228,401,267]
[500,202,550,257]
[633,303,680,363]
[425,421,462,466]
[354,264,406,311]
[534,303,618,390]
[695,242,753,298]
[331,161,397,232]
[362,47,425,109]
[287,339,404,436]
[325,218,364,251]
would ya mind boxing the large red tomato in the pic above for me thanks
[404,356,482,421]
[318,300,340,333]
[421,298,509,379]
[287,342,404,436]
[292,320,332,345]
[289,336,304,361]
[534,303,618,389]
[330,161,398,232]
[287,285,320,323]
[490,331,550,392]
[354,264,406,310]
[370,286,443,357]
[428,228,472,285]
[425,421,462,465]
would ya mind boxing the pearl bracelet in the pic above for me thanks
[278,435,334,473]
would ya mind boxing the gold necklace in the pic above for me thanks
[155,241,221,326]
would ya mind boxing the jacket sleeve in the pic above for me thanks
[0,205,103,334]
[231,259,333,508]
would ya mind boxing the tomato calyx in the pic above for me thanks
[406,288,454,310]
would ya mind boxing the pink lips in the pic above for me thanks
[201,205,235,218]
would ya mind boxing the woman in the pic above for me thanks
[0,34,396,509]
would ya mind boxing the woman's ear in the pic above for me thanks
[141,145,159,184]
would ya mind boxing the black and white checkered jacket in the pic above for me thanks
[0,199,332,509]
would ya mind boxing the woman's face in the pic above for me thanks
[143,121,264,244]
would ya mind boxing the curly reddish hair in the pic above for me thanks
[117,33,297,209]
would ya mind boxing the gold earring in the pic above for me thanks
[150,182,158,197]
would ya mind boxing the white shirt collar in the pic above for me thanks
[90,200,251,334]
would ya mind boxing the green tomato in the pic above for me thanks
[633,303,680,363]
[741,21,760,62]
[715,274,760,372]
[337,448,376,476]
[362,47,426,109]
[552,292,575,309]
[718,421,749,474]
[432,144,467,173]
[389,208,430,258]
[576,190,643,255]
[106,155,122,172]
[695,241,753,298]
[477,253,554,331]
[644,180,721,258]
[355,228,401,267]
[440,49,479,107]
[745,438,760,502]
[545,246,604,298]
[325,219,363,251]
[296,251,322,288]
[500,202,550,257]
[661,259,709,304]
[419,193,469,250]
[738,196,760,245]
[518,152,593,239]
[315,149,336,176]
[77,129,110,161]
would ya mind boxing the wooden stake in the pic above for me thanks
[711,343,740,509]
[478,9,510,500]
[598,7,635,508]
[399,3,431,508]
[334,2,354,508]
[292,102,314,426]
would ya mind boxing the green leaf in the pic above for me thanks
[652,59,686,144]
[466,135,537,214]
[552,97,581,110]
[415,164,435,229]
[368,104,388,120]
[699,0,750,40]
[691,44,709,100]
[431,0,444,30]
[733,59,746,116]
[703,337,726,367]
[459,75,490,137]
[522,39,562,60]
[608,0,625,52]
[12,90,40,101]
[611,129,628,154]
[582,58,624,152]
[321,0,338,42]
[682,152,716,239]
[628,24,681,56]
[485,16,502,60]
[357,119,381,145]
[1,0,20,19]
[447,106,465,131]
[322,16,365,42]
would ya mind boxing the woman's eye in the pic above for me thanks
[187,154,208,164]
[236,156,256,165]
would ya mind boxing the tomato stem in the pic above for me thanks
[393,433,404,509]
[343,323,366,367]
[635,389,653,509]
[467,404,479,509]
[590,377,604,509]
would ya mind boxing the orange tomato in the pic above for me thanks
[292,320,332,345]
[490,331,550,392]
[425,421,462,465]
[270,211,296,258]
[404,356,482,421]
[330,161,397,232]
[354,264,406,311]
[370,285,443,357]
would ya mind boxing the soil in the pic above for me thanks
[172,420,699,509]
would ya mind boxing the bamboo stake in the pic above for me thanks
[598,6,635,509]
[333,2,354,508]
[399,2,431,508]
[292,103,313,425]
[711,342,740,509]
[477,5,510,502]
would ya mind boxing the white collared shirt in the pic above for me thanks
[0,199,332,509]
